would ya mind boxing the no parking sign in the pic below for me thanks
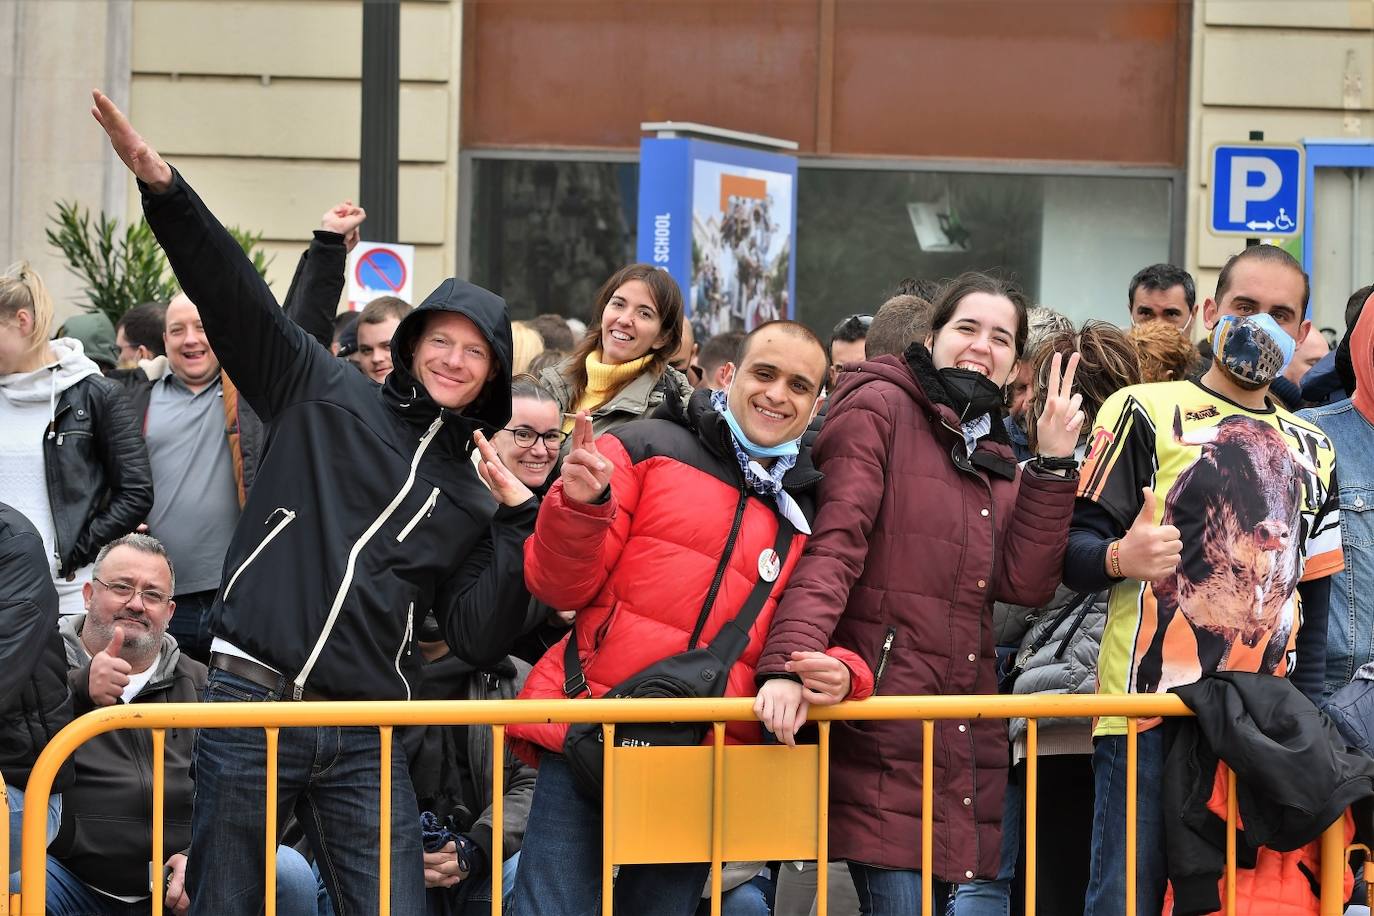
[347,241,415,310]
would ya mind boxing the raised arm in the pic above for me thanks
[282,202,364,348]
[92,89,337,420]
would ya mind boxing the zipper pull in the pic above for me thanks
[56,433,64,446]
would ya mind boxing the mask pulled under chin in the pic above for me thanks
[714,387,802,458]
[937,367,1004,423]
[1210,313,1296,391]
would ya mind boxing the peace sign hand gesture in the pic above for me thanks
[561,413,613,504]
[1033,351,1086,460]
[90,89,173,193]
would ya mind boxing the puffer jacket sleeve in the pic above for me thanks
[524,435,641,611]
[0,514,59,709]
[756,388,893,676]
[992,466,1077,608]
[70,379,152,569]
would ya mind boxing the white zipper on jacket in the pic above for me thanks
[396,487,440,542]
[223,508,297,601]
[293,416,444,698]
[395,602,415,701]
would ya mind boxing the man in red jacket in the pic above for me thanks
[507,319,874,916]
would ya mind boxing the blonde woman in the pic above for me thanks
[0,263,152,614]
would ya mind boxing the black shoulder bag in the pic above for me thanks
[998,591,1102,694]
[560,512,795,800]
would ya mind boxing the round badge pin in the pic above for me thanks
[758,548,781,582]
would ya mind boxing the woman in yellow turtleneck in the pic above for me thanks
[538,263,695,443]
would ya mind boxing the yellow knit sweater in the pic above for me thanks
[563,351,654,431]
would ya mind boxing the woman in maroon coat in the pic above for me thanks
[754,272,1084,914]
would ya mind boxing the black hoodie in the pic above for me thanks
[140,169,537,700]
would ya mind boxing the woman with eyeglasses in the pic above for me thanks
[538,264,694,443]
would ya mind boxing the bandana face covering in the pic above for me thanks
[937,367,1005,423]
[1210,313,1296,390]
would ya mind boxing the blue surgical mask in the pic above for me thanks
[1210,312,1297,390]
[713,387,803,459]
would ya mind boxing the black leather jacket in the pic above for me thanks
[44,375,153,576]
[0,503,75,791]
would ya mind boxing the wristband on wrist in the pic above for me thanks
[1108,539,1123,579]
[1031,454,1079,473]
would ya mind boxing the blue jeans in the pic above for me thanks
[509,754,708,916]
[706,872,775,916]
[1083,729,1167,916]
[7,786,61,892]
[949,776,1021,916]
[848,862,949,916]
[188,668,425,915]
[46,845,317,915]
[167,589,216,665]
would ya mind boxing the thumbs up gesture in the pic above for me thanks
[88,626,132,707]
[560,413,613,504]
[1113,487,1183,582]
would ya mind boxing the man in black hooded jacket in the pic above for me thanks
[92,90,538,915]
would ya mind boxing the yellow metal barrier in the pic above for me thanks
[12,693,1358,915]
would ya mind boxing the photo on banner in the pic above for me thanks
[691,159,794,336]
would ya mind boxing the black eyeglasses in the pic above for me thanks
[502,427,566,449]
[93,576,171,609]
[832,314,874,335]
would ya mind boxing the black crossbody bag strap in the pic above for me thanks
[563,508,796,698]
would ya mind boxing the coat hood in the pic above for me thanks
[56,312,119,370]
[382,278,514,434]
[59,613,183,686]
[0,338,102,410]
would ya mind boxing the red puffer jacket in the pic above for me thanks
[757,346,1076,881]
[509,394,873,762]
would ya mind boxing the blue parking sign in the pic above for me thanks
[1210,144,1304,237]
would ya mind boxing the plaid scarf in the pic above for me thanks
[710,389,797,498]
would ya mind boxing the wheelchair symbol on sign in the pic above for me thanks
[1274,208,1295,231]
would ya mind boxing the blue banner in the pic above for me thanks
[637,137,797,337]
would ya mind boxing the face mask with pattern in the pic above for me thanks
[1210,313,1296,391]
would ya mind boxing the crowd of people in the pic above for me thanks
[1,88,1373,916]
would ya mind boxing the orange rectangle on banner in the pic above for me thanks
[720,174,767,212]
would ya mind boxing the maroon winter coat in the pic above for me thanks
[757,346,1076,881]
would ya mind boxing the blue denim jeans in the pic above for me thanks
[705,872,775,916]
[949,775,1020,916]
[46,845,317,915]
[188,668,425,915]
[168,589,216,665]
[1083,729,1167,916]
[847,862,949,916]
[7,786,61,892]
[509,753,708,916]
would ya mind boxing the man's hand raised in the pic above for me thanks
[90,89,172,193]
[321,200,366,253]
[88,626,131,707]
[560,413,612,504]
